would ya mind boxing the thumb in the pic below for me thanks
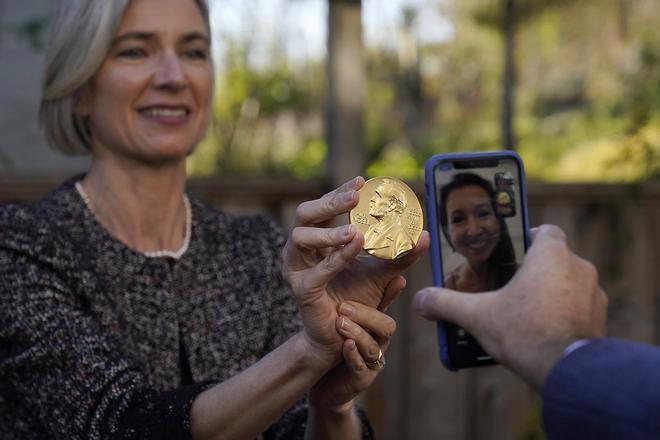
[413,287,482,329]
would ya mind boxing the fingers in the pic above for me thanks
[341,339,382,391]
[342,339,368,374]
[295,191,358,227]
[322,176,365,198]
[600,287,609,313]
[529,227,539,241]
[336,302,396,352]
[413,286,482,328]
[413,288,504,365]
[576,257,608,338]
[378,275,407,312]
[295,177,364,226]
[529,224,567,245]
[336,316,387,364]
[290,224,357,251]
[520,225,572,275]
[299,235,364,292]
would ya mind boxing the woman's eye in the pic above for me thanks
[450,214,465,224]
[477,209,493,219]
[184,49,208,60]
[118,48,147,58]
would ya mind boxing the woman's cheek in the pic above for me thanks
[484,219,499,235]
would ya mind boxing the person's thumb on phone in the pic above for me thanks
[414,287,502,355]
[414,287,478,325]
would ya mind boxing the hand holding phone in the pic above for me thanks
[415,225,606,388]
[424,151,530,370]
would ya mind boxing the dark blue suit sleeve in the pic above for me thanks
[542,338,660,439]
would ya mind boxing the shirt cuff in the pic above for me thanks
[562,338,594,358]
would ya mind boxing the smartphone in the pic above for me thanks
[424,151,530,370]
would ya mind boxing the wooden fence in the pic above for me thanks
[2,176,659,439]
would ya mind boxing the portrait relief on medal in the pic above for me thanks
[350,177,423,260]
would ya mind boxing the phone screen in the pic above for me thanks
[432,155,527,367]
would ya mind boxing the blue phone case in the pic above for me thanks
[424,151,530,370]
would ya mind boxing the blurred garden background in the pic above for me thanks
[1,0,659,439]
[1,0,658,181]
[191,0,660,183]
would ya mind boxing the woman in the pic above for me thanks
[0,1,428,439]
[439,172,517,292]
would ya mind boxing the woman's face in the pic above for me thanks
[445,184,500,265]
[79,0,213,164]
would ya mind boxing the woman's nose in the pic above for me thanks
[153,51,186,91]
[465,216,481,235]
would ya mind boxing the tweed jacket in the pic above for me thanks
[0,179,371,439]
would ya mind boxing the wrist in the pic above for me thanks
[309,399,355,419]
[292,332,337,374]
[306,400,361,440]
[512,339,572,391]
[531,338,596,389]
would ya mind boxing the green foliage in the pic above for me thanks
[362,15,506,175]
[471,0,572,29]
[188,40,325,178]
[549,116,660,182]
[290,139,327,179]
[517,11,660,182]
[366,140,421,179]
[190,0,660,183]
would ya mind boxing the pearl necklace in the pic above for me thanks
[75,181,191,259]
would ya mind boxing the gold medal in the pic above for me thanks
[349,176,423,259]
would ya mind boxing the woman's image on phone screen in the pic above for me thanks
[426,152,529,369]
[439,172,518,292]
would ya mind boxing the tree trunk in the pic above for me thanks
[617,0,629,40]
[326,0,365,187]
[502,0,516,150]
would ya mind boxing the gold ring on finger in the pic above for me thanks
[365,348,386,370]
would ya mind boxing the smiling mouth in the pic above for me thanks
[462,232,500,250]
[140,108,190,118]
[467,241,488,250]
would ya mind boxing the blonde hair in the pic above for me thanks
[39,0,210,155]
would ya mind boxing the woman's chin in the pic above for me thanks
[466,255,489,266]
[462,245,497,265]
[128,143,196,166]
